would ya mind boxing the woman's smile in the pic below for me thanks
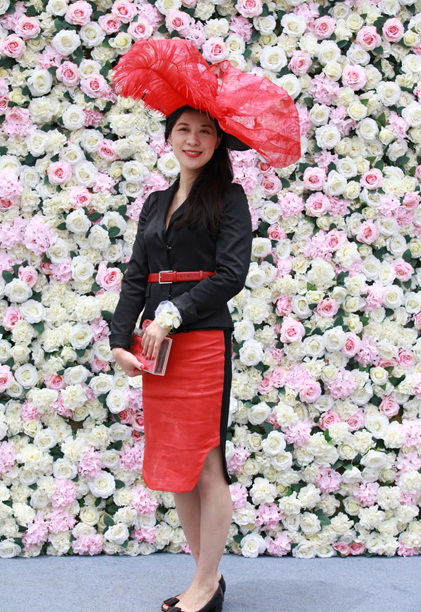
[183,150,202,158]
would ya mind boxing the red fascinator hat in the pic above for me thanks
[112,38,301,169]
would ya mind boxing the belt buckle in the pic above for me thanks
[158,270,173,284]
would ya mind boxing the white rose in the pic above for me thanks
[402,101,421,127]
[80,22,105,48]
[27,69,53,97]
[277,74,301,99]
[4,279,32,304]
[248,402,270,425]
[300,512,322,535]
[157,153,179,178]
[51,30,81,56]
[104,522,129,545]
[73,161,98,188]
[88,471,116,498]
[377,81,401,106]
[316,125,341,149]
[106,389,129,414]
[238,339,264,367]
[240,533,266,558]
[27,131,48,156]
[262,430,286,456]
[62,105,85,131]
[260,46,287,72]
[356,118,379,141]
[318,40,341,65]
[0,540,21,558]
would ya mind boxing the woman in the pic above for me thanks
[109,104,253,612]
[109,37,300,612]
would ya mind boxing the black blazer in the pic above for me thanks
[109,178,252,350]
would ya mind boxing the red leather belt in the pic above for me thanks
[148,270,215,284]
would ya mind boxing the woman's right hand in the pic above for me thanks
[112,347,146,377]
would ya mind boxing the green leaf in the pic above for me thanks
[402,249,412,263]
[377,112,386,127]
[115,479,125,489]
[108,226,120,238]
[32,322,45,334]
[103,514,115,527]
[57,222,67,230]
[2,270,14,282]
[323,429,333,444]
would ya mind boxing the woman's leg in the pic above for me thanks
[171,445,232,611]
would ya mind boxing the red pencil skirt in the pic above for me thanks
[141,329,232,493]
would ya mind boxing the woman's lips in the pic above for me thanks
[183,150,202,158]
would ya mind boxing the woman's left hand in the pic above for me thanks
[141,319,169,360]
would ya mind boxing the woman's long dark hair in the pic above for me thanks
[165,105,233,236]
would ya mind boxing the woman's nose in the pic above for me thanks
[186,132,200,145]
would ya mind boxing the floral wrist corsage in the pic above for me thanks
[154,301,182,332]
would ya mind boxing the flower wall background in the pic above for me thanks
[0,0,421,559]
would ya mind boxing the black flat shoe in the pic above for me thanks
[167,584,223,612]
[161,575,225,612]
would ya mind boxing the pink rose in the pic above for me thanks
[262,174,281,196]
[397,349,415,368]
[280,317,305,343]
[202,37,228,63]
[305,192,330,216]
[275,296,292,316]
[356,26,381,51]
[18,265,38,287]
[402,192,420,209]
[65,1,93,26]
[97,139,118,161]
[111,0,137,23]
[383,18,404,43]
[349,542,366,555]
[45,374,65,390]
[47,161,73,185]
[80,75,109,99]
[0,365,13,392]
[2,306,23,330]
[357,220,380,244]
[392,258,413,282]
[318,410,341,431]
[333,542,351,556]
[342,332,361,358]
[325,230,346,252]
[267,223,285,241]
[289,51,312,75]
[346,409,365,431]
[360,168,383,190]
[98,14,121,34]
[379,395,400,418]
[69,186,92,208]
[95,261,121,290]
[342,65,368,90]
[128,18,153,40]
[15,16,41,40]
[235,0,263,18]
[316,298,339,318]
[312,16,336,40]
[56,61,80,87]
[303,167,326,190]
[1,35,25,59]
[299,380,321,403]
[166,10,192,35]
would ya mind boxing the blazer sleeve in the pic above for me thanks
[108,193,155,350]
[170,183,252,326]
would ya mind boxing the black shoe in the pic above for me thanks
[167,584,223,612]
[161,575,225,612]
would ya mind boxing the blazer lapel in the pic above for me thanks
[156,178,179,246]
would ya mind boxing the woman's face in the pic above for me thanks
[167,109,221,177]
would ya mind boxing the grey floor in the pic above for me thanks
[1,552,420,612]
